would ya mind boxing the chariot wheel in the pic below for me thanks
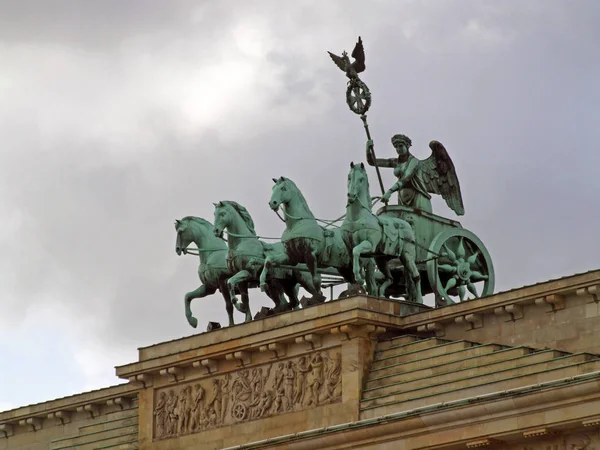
[231,402,247,422]
[346,79,371,115]
[426,228,494,306]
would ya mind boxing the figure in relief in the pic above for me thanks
[293,356,311,405]
[324,352,342,401]
[220,374,231,423]
[205,379,223,425]
[189,384,205,432]
[154,391,168,438]
[307,352,325,406]
[284,361,296,410]
[176,385,192,434]
[165,389,178,436]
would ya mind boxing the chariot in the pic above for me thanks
[375,205,494,306]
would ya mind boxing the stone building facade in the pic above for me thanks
[2,269,600,449]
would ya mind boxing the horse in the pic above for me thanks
[212,201,320,321]
[342,162,422,302]
[263,177,377,295]
[175,216,290,327]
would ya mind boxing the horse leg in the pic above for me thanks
[352,241,373,285]
[401,244,423,304]
[239,284,253,322]
[226,270,253,317]
[184,284,217,328]
[376,257,394,298]
[265,279,289,311]
[305,247,322,293]
[282,281,300,310]
[297,269,321,299]
[260,251,291,292]
[362,258,378,296]
[218,280,235,327]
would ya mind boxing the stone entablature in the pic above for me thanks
[0,383,138,449]
[402,270,600,354]
[115,297,407,449]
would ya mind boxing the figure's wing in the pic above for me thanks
[351,36,365,73]
[327,51,347,71]
[420,140,465,215]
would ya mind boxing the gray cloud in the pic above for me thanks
[0,0,599,406]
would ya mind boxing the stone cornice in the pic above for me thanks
[401,270,600,332]
[132,296,422,362]
[0,383,138,430]
[115,298,411,381]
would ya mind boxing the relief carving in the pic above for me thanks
[153,350,342,439]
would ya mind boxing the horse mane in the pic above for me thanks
[220,201,256,235]
[181,216,213,228]
[279,177,313,216]
[359,164,372,205]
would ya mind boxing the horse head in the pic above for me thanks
[269,176,292,211]
[213,201,257,238]
[175,216,216,255]
[212,201,229,238]
[347,162,369,204]
[175,218,190,255]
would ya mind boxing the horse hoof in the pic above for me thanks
[187,316,198,328]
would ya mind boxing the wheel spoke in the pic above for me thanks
[466,251,479,265]
[456,237,466,259]
[442,244,457,263]
[458,285,466,301]
[444,276,457,292]
[467,282,479,297]
[438,264,457,273]
[470,270,489,281]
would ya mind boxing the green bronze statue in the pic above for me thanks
[367,136,464,216]
[262,177,377,296]
[212,201,320,321]
[175,216,292,327]
[342,162,422,302]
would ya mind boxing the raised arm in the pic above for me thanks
[365,140,395,168]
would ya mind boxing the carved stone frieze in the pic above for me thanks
[152,349,342,439]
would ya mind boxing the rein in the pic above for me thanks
[274,197,382,228]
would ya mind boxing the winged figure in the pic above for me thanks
[328,36,365,80]
[366,135,465,216]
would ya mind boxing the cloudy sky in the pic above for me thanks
[0,0,599,411]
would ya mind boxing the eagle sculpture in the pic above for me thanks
[328,36,366,80]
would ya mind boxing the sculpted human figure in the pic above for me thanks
[165,390,179,436]
[293,356,311,405]
[284,361,296,410]
[154,391,168,438]
[232,370,253,405]
[189,384,205,431]
[366,135,464,216]
[175,386,191,434]
[272,362,286,412]
[220,374,231,423]
[205,379,222,424]
[306,352,324,406]
[324,353,342,401]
